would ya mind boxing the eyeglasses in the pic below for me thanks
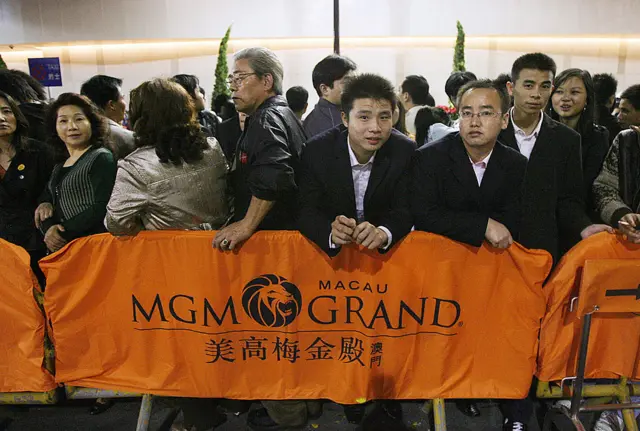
[227,73,257,87]
[459,111,503,121]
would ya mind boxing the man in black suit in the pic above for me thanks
[499,53,612,264]
[298,73,415,258]
[413,79,528,427]
[412,79,527,250]
[497,53,612,431]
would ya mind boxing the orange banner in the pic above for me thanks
[41,231,551,402]
[577,259,640,316]
[0,239,56,393]
[538,233,640,382]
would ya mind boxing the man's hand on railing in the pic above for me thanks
[485,218,513,249]
[580,224,614,240]
[618,214,640,244]
[44,224,67,252]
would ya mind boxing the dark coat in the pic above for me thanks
[231,96,306,230]
[298,127,415,256]
[0,139,53,251]
[217,114,242,163]
[499,114,591,261]
[302,98,343,139]
[412,132,527,247]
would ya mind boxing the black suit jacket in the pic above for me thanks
[298,127,415,256]
[499,114,591,261]
[412,132,527,247]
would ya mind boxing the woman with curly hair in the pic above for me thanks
[105,78,228,236]
[34,93,116,253]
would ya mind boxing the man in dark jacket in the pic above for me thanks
[593,73,622,146]
[413,79,527,250]
[498,53,612,431]
[212,46,318,431]
[500,53,612,265]
[303,54,357,138]
[298,73,414,257]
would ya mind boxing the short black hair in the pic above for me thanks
[199,86,206,96]
[311,54,357,97]
[341,73,396,117]
[620,84,640,111]
[285,86,309,112]
[511,53,556,83]
[170,74,200,98]
[445,71,477,104]
[80,75,123,110]
[593,73,618,106]
[0,70,39,104]
[8,70,47,101]
[494,73,511,90]
[458,79,511,114]
[401,75,430,105]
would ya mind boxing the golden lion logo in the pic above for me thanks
[242,274,302,327]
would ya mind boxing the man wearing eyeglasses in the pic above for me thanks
[213,47,306,252]
[211,47,317,431]
[412,79,527,251]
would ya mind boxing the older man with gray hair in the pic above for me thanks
[211,47,315,430]
[213,47,306,250]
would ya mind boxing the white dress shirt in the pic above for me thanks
[329,139,392,249]
[510,107,543,160]
[468,151,493,186]
[405,105,426,136]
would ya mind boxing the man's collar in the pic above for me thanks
[510,107,543,137]
[468,149,493,166]
[347,136,375,167]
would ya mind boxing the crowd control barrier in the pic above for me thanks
[1,231,638,431]
[537,233,640,430]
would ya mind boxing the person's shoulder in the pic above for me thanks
[388,129,417,151]
[416,131,458,156]
[544,114,580,139]
[109,122,134,137]
[303,126,343,158]
[495,141,527,168]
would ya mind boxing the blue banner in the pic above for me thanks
[28,57,62,87]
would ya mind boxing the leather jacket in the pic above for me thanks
[231,96,306,230]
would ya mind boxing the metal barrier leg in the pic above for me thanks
[568,313,592,430]
[620,383,639,431]
[432,398,447,431]
[135,394,153,431]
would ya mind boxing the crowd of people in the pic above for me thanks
[1,46,639,431]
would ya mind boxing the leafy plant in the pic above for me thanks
[0,55,7,70]
[453,21,466,72]
[212,25,232,108]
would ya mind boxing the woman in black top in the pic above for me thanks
[548,69,609,216]
[0,91,54,277]
[35,93,116,253]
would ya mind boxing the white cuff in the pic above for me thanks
[329,232,339,249]
[378,226,392,250]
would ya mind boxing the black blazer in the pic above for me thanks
[499,114,591,261]
[298,127,415,256]
[412,132,527,247]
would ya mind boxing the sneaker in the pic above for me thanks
[503,419,528,431]
[592,411,623,431]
